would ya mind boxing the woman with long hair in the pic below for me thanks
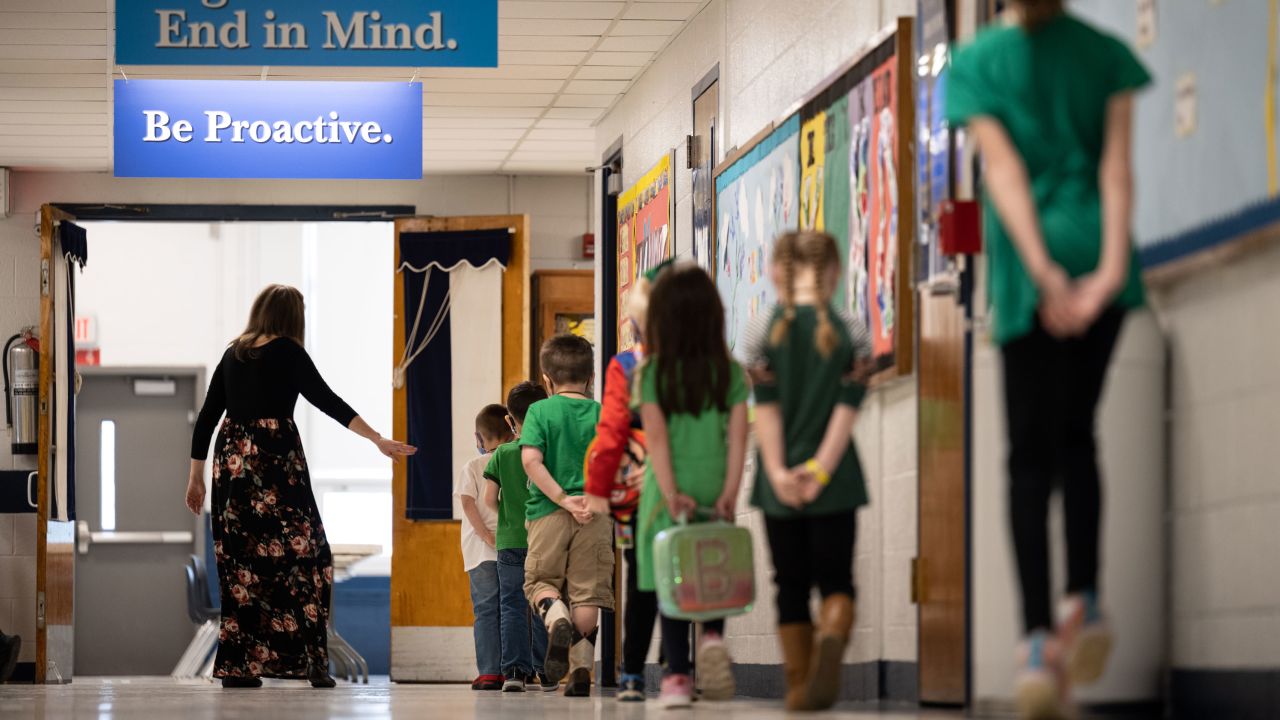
[186,284,415,689]
[948,0,1150,716]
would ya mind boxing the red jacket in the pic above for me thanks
[585,347,644,499]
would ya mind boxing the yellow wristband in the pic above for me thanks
[806,458,831,486]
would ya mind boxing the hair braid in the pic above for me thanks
[769,236,797,348]
[813,241,838,358]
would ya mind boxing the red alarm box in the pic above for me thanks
[938,200,981,256]
[582,232,596,260]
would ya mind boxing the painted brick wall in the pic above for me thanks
[593,0,920,671]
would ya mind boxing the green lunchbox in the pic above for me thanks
[652,513,756,622]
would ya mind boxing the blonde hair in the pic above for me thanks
[626,276,652,329]
[769,231,842,357]
[231,284,305,360]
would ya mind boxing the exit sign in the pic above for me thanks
[74,315,98,349]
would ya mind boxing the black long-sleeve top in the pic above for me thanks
[190,338,359,460]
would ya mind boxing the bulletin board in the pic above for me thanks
[714,20,915,379]
[1070,1,1280,280]
[616,152,674,352]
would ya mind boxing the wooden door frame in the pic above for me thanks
[390,215,529,635]
[531,269,594,375]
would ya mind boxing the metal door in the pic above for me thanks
[73,370,201,676]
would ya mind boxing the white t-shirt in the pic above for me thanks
[453,452,498,572]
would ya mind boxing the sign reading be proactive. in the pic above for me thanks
[114,80,423,180]
[115,0,497,67]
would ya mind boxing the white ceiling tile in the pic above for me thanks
[517,140,597,152]
[420,66,575,80]
[574,65,640,80]
[597,35,668,52]
[426,118,535,129]
[423,78,564,94]
[500,35,597,51]
[424,106,546,119]
[525,128,595,141]
[622,3,699,20]
[554,94,615,108]
[543,107,605,120]
[611,19,685,35]
[424,138,520,151]
[501,19,612,36]
[563,79,629,94]
[585,51,653,66]
[424,128,528,140]
[425,93,555,107]
[500,50,589,65]
[535,118,597,129]
[500,2,624,20]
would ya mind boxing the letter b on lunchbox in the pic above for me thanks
[653,521,755,622]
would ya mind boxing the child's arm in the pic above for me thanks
[459,493,496,548]
[640,402,697,520]
[522,447,591,522]
[482,479,500,513]
[800,312,871,500]
[754,402,805,509]
[715,401,749,520]
[584,357,634,511]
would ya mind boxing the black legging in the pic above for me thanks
[660,616,724,676]
[764,511,858,624]
[1002,306,1125,633]
[622,546,659,676]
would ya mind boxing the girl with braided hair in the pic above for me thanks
[741,230,872,711]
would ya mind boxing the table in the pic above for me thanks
[328,544,383,684]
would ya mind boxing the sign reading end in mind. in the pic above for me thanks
[116,0,496,67]
[113,79,423,180]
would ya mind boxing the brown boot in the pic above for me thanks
[804,594,855,710]
[778,623,813,711]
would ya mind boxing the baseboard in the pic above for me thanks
[1170,668,1280,720]
[638,660,918,703]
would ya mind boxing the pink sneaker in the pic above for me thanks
[1056,591,1112,685]
[657,674,694,709]
[1015,631,1069,720]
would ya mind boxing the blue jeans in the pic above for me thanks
[497,548,547,678]
[468,561,502,676]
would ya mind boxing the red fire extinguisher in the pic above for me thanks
[4,329,39,455]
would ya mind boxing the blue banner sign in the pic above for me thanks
[114,79,423,180]
[116,0,496,67]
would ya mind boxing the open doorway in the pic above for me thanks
[71,219,395,676]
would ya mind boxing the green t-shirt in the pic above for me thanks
[632,359,749,591]
[743,304,871,518]
[484,441,530,550]
[517,395,602,521]
[946,14,1151,345]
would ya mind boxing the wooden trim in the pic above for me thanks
[390,215,529,632]
[893,16,918,379]
[35,204,74,684]
[712,121,777,180]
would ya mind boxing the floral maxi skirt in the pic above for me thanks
[211,418,332,679]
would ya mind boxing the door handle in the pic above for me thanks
[27,472,37,509]
[77,522,193,555]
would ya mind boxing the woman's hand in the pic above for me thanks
[664,491,698,522]
[1067,271,1119,331]
[185,473,205,516]
[1035,263,1080,338]
[374,436,417,461]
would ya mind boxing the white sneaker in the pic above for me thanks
[1015,632,1068,720]
[1056,592,1112,685]
[502,676,526,692]
[695,633,735,701]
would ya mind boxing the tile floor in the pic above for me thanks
[0,677,975,720]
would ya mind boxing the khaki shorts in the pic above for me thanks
[524,509,615,611]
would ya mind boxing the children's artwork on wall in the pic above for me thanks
[713,115,801,359]
[616,152,674,351]
[800,112,827,231]
[728,22,914,379]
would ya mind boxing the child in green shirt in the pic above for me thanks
[634,262,749,709]
[743,230,872,712]
[482,381,553,693]
[519,334,606,697]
